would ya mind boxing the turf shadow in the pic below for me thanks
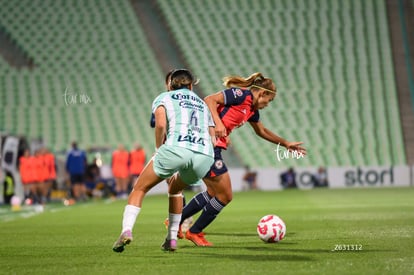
[204,231,297,238]
[205,232,257,237]
[182,251,314,262]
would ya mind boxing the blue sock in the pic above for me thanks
[181,191,211,224]
[189,197,225,234]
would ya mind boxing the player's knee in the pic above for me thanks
[217,193,232,205]
[132,183,150,194]
[226,194,233,204]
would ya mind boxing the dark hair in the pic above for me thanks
[169,69,195,90]
[165,70,174,85]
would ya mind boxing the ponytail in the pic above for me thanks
[222,72,276,94]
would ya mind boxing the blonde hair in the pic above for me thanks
[222,72,276,94]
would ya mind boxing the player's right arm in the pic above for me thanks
[204,92,226,137]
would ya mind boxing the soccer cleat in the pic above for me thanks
[164,218,184,239]
[177,225,184,239]
[181,216,194,233]
[161,239,177,252]
[185,230,213,247]
[164,218,169,229]
[112,230,133,253]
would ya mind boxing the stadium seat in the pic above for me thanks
[0,0,406,168]
[0,0,165,157]
[157,0,405,167]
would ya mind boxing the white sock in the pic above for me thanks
[167,213,182,240]
[122,205,141,233]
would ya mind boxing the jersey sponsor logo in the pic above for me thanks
[171,92,205,111]
[189,125,202,133]
[214,160,223,169]
[177,129,206,146]
[178,101,204,111]
[171,93,204,104]
[177,135,206,146]
[232,88,243,98]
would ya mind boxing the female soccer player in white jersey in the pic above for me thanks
[112,69,215,252]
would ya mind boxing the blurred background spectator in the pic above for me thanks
[111,144,130,199]
[129,143,146,192]
[242,165,258,191]
[66,142,88,201]
[312,167,329,187]
[280,167,297,189]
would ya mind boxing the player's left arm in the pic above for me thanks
[154,106,167,149]
[248,121,306,154]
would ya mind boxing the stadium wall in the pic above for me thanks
[145,165,413,196]
[1,165,412,204]
[230,166,413,191]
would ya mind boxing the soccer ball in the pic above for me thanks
[257,214,286,243]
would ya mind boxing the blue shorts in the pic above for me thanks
[70,174,84,184]
[205,147,228,178]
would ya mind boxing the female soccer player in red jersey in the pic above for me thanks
[180,72,306,246]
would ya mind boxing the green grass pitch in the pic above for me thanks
[0,187,413,275]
